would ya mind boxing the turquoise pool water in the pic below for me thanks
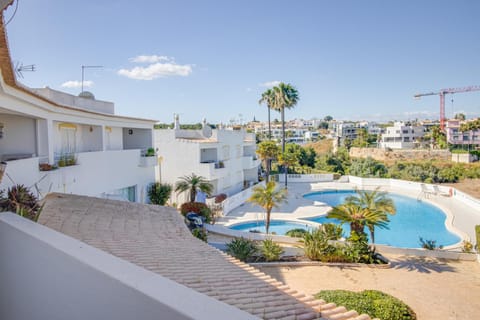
[302,190,461,248]
[229,220,315,235]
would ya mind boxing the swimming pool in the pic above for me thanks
[229,220,316,235]
[303,190,461,248]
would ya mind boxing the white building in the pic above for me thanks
[155,116,260,203]
[379,122,425,149]
[0,30,157,202]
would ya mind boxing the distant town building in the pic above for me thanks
[155,116,260,203]
[446,119,480,147]
[379,122,426,149]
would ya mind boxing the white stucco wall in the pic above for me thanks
[0,213,257,320]
[106,126,124,150]
[155,128,259,202]
[0,113,37,158]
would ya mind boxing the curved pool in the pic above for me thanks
[229,220,315,235]
[303,190,461,248]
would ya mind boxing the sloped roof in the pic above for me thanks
[38,194,372,320]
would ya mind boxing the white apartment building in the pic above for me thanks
[0,29,157,202]
[446,119,480,147]
[379,122,426,149]
[155,116,260,203]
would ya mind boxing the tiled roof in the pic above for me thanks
[38,193,372,320]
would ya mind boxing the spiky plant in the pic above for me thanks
[0,184,43,221]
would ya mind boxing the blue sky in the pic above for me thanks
[5,0,480,123]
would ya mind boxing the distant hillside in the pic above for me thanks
[305,139,333,155]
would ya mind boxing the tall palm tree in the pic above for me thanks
[248,181,287,234]
[278,152,298,188]
[256,141,280,183]
[271,83,299,153]
[327,202,390,238]
[259,88,275,140]
[345,188,396,243]
[175,173,213,203]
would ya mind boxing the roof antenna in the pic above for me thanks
[14,62,35,78]
[81,65,103,92]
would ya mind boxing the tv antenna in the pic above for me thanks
[81,65,103,92]
[14,62,35,78]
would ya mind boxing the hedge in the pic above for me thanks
[315,290,416,320]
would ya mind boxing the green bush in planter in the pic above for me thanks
[315,290,416,320]
[147,182,172,205]
[285,228,307,238]
[226,238,258,262]
[260,238,284,262]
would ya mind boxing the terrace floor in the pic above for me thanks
[259,255,480,320]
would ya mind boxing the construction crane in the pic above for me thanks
[414,85,480,131]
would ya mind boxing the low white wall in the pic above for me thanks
[0,150,155,203]
[223,181,266,215]
[0,213,257,320]
[277,173,334,183]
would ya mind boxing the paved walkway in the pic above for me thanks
[38,193,372,320]
[259,255,480,320]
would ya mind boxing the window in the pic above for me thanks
[58,123,77,154]
[0,122,3,139]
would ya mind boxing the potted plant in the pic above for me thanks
[145,147,155,157]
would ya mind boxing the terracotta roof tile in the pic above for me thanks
[39,193,371,320]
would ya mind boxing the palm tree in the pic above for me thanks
[327,202,390,239]
[175,173,213,203]
[248,181,287,234]
[256,141,280,183]
[345,188,396,243]
[259,89,275,140]
[271,83,299,185]
[271,83,299,153]
[278,152,298,188]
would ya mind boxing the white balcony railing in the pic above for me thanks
[241,156,261,169]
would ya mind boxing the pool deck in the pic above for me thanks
[217,181,480,247]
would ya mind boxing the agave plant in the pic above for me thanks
[0,184,43,221]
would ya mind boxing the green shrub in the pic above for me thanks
[315,290,416,320]
[226,238,258,262]
[147,182,172,205]
[192,228,207,242]
[462,240,474,253]
[302,228,334,261]
[260,238,284,262]
[0,185,43,221]
[285,228,308,238]
[419,237,443,250]
[180,202,212,223]
[344,231,380,264]
[145,147,155,156]
[322,223,344,240]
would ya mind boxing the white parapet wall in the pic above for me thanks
[222,181,266,215]
[277,173,334,183]
[0,213,257,320]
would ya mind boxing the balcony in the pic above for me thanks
[139,155,158,167]
[242,156,261,169]
[199,161,226,179]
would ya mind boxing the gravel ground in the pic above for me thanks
[258,255,480,320]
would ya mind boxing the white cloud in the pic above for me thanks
[118,55,193,80]
[61,80,93,88]
[260,80,281,88]
[118,62,192,80]
[129,55,172,63]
